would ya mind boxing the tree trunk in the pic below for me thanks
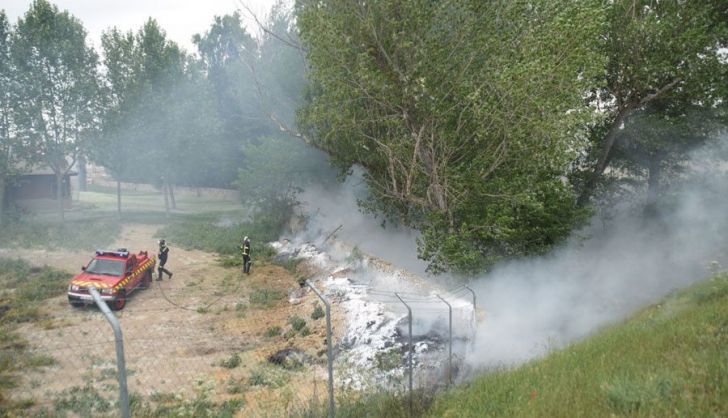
[56,172,65,223]
[162,178,170,218]
[577,112,627,207]
[116,180,122,219]
[0,173,6,227]
[169,183,177,209]
[78,154,88,192]
[643,156,662,218]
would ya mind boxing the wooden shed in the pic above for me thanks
[4,166,77,211]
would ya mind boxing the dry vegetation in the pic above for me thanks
[0,186,349,417]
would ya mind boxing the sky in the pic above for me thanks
[2,0,282,52]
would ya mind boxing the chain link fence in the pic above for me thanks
[2,263,476,417]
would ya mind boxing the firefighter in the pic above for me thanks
[157,239,173,280]
[240,236,251,274]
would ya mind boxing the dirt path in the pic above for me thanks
[3,224,333,416]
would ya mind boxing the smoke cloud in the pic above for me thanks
[467,136,728,367]
[295,136,728,370]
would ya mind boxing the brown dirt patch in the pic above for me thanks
[4,223,337,416]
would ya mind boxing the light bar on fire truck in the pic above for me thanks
[95,249,130,258]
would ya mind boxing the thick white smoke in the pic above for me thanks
[467,136,728,367]
[296,136,728,370]
[296,167,430,279]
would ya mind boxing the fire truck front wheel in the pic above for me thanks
[111,290,126,311]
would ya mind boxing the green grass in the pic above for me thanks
[220,353,242,369]
[79,187,242,215]
[157,211,283,257]
[248,365,290,388]
[265,326,282,338]
[0,258,72,415]
[0,217,121,250]
[311,303,325,320]
[249,288,285,308]
[288,316,307,332]
[428,273,728,418]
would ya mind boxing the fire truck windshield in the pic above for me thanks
[85,259,125,277]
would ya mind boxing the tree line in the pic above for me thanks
[1,0,727,274]
[0,0,325,224]
[296,0,728,273]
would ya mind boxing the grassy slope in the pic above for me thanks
[429,273,728,417]
[0,259,71,413]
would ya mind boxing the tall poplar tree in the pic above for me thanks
[576,0,728,207]
[11,0,101,222]
[298,0,606,273]
[0,11,19,225]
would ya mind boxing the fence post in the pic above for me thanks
[306,280,335,418]
[463,286,477,333]
[394,293,413,416]
[436,295,452,387]
[89,288,130,418]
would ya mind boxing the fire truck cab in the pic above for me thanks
[67,249,156,310]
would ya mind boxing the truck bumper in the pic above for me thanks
[67,292,115,304]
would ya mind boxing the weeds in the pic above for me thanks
[0,259,70,414]
[311,303,325,320]
[220,353,242,369]
[249,288,284,308]
[248,365,290,388]
[157,210,284,257]
[265,326,282,338]
[51,383,113,416]
[289,316,306,332]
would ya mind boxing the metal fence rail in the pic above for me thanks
[2,276,475,417]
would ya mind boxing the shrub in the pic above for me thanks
[220,353,241,369]
[265,326,282,338]
[283,329,297,340]
[311,303,325,320]
[288,316,306,332]
[249,289,284,308]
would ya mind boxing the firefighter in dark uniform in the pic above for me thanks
[240,236,251,274]
[157,239,173,280]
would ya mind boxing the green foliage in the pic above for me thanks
[97,19,227,195]
[374,347,401,372]
[235,135,335,224]
[51,384,113,416]
[157,211,281,256]
[428,274,728,417]
[80,387,248,418]
[0,217,121,251]
[265,326,282,338]
[288,316,306,332]
[297,0,606,273]
[311,303,324,320]
[248,366,289,388]
[0,260,72,414]
[248,288,284,308]
[10,0,102,221]
[294,389,434,418]
[282,329,296,340]
[0,258,71,322]
[274,256,302,274]
[0,11,23,227]
[576,0,728,207]
[219,353,241,369]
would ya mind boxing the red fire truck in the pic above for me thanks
[67,249,156,310]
